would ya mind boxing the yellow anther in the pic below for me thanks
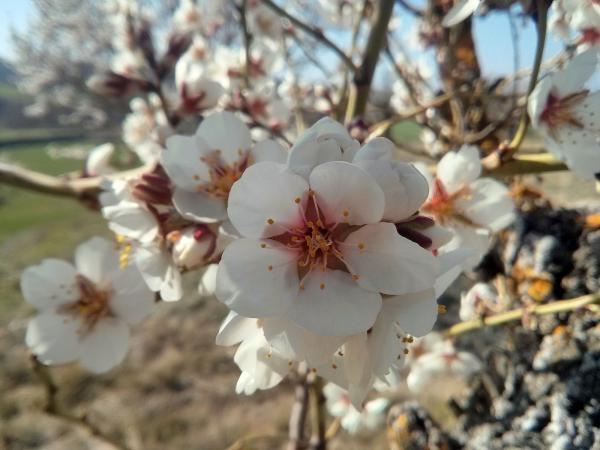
[320,283,325,290]
[294,197,301,204]
[358,243,365,250]
[438,305,447,314]
[267,218,274,225]
[268,265,273,271]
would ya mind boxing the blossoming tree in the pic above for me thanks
[1,0,599,448]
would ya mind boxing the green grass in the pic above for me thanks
[0,140,109,322]
[0,82,27,103]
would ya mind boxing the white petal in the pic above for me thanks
[21,259,79,311]
[196,111,252,165]
[216,238,299,317]
[227,162,308,238]
[353,137,394,162]
[341,222,436,295]
[134,245,183,302]
[442,0,481,27]
[458,178,515,231]
[528,77,553,128]
[287,129,343,179]
[215,311,259,346]
[79,318,130,373]
[436,146,481,194]
[262,316,345,366]
[309,161,384,225]
[109,265,155,324]
[26,313,81,365]
[287,270,382,336]
[198,263,218,297]
[386,289,438,337]
[86,143,115,176]
[172,188,228,223]
[251,139,288,164]
[162,134,211,191]
[103,201,158,244]
[434,248,472,297]
[75,237,118,285]
[356,160,429,222]
[552,49,598,97]
[441,224,491,270]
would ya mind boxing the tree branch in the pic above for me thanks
[287,371,310,450]
[443,293,600,337]
[0,162,151,200]
[260,0,356,72]
[309,376,327,450]
[348,0,396,118]
[31,355,130,450]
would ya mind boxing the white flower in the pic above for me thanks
[418,145,515,268]
[217,155,439,337]
[246,2,284,41]
[216,312,293,394]
[85,143,115,176]
[406,340,482,396]
[22,237,155,373]
[528,49,600,180]
[161,111,287,224]
[172,0,203,35]
[324,383,389,436]
[442,0,482,27]
[561,0,600,32]
[459,281,501,321]
[175,38,225,114]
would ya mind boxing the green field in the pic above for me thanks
[0,140,111,323]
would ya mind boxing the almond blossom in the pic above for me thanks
[161,111,287,225]
[528,49,600,180]
[324,383,389,436]
[174,36,225,115]
[460,281,502,321]
[416,145,515,269]
[85,143,115,176]
[406,340,482,396]
[22,237,155,373]
[217,157,438,336]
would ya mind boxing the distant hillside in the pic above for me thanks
[0,59,16,83]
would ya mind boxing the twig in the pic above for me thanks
[237,0,252,88]
[260,0,356,72]
[288,371,310,450]
[484,153,567,176]
[30,355,130,450]
[348,0,396,118]
[0,162,151,200]
[505,0,548,155]
[309,376,327,450]
[367,91,455,139]
[443,293,600,337]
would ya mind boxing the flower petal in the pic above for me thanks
[79,318,130,373]
[442,0,481,27]
[216,238,299,317]
[26,313,81,365]
[196,111,252,165]
[287,129,343,179]
[341,222,436,295]
[353,137,394,162]
[74,237,118,285]
[134,245,183,302]
[287,270,382,336]
[103,201,158,244]
[309,161,384,225]
[172,188,228,223]
[109,265,155,324]
[251,139,288,164]
[458,178,515,231]
[21,259,79,311]
[228,162,308,238]
[436,145,481,194]
[386,288,438,337]
[162,134,211,191]
[216,311,260,346]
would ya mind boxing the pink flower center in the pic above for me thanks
[59,275,111,334]
[539,90,589,140]
[271,192,356,288]
[197,150,251,199]
[422,178,471,225]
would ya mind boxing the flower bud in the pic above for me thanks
[168,226,216,269]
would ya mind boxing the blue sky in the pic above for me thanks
[0,0,563,77]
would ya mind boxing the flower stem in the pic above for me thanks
[287,370,310,450]
[309,376,327,450]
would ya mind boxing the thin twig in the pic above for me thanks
[260,0,356,72]
[309,376,327,450]
[0,162,151,200]
[506,0,548,154]
[31,355,130,450]
[288,371,310,450]
[443,293,600,337]
[237,0,252,89]
[348,0,396,118]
